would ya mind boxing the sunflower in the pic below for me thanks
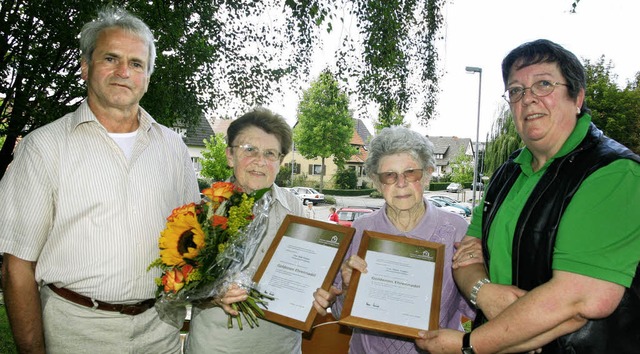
[159,204,205,266]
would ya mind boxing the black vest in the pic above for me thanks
[480,123,640,354]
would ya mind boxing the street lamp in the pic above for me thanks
[465,66,482,209]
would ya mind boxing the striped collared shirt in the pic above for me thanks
[0,101,199,303]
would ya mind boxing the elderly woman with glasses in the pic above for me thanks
[185,108,314,353]
[315,126,477,354]
[417,39,640,354]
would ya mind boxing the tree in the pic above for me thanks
[583,56,640,153]
[373,101,409,133]
[449,146,474,184]
[200,133,233,181]
[294,70,354,192]
[484,105,524,176]
[0,0,450,178]
[0,1,306,178]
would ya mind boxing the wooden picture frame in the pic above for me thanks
[338,230,444,338]
[253,214,355,332]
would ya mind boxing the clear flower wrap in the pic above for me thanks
[148,182,273,329]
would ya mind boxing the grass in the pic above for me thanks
[0,301,18,354]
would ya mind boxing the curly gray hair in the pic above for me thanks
[80,7,156,75]
[365,126,435,186]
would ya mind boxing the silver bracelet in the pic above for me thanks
[469,277,490,307]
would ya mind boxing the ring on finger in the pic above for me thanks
[468,253,474,259]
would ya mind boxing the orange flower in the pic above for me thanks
[162,265,194,293]
[202,182,235,203]
[166,202,197,223]
[211,215,228,230]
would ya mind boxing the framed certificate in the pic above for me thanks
[338,230,444,338]
[253,214,355,332]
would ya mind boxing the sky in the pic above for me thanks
[265,0,640,141]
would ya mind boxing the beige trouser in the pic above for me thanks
[40,285,181,354]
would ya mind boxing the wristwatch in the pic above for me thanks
[461,331,475,354]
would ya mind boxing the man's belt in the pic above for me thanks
[47,284,155,316]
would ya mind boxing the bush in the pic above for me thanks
[369,190,383,198]
[324,195,337,205]
[334,169,357,189]
[276,165,292,187]
[198,178,213,191]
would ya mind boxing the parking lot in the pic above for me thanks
[310,189,481,221]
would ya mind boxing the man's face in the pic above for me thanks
[81,27,150,113]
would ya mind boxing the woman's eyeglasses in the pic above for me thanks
[377,168,424,185]
[503,80,568,103]
[230,144,283,162]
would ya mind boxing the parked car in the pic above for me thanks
[336,206,380,227]
[291,187,325,205]
[428,198,467,217]
[446,182,463,193]
[282,187,304,203]
[428,195,471,216]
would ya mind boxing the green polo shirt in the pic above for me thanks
[468,115,640,287]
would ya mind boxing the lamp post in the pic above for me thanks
[465,66,482,209]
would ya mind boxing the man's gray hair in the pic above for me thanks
[365,126,436,183]
[80,7,156,75]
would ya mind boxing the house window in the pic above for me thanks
[290,162,301,174]
[191,157,201,172]
[172,127,187,138]
[435,153,444,159]
[309,164,325,175]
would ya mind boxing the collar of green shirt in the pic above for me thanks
[514,114,592,176]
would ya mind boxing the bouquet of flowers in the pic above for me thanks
[149,182,273,329]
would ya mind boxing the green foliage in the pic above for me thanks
[449,146,474,184]
[0,1,449,178]
[294,70,355,191]
[200,133,232,181]
[583,56,640,153]
[197,178,213,192]
[331,0,445,124]
[0,1,315,177]
[334,168,357,189]
[276,165,293,187]
[374,101,409,133]
[484,105,524,175]
[0,305,17,354]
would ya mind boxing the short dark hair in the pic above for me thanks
[501,39,589,114]
[226,107,292,157]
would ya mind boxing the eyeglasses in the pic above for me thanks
[376,168,424,185]
[230,144,283,162]
[502,80,569,103]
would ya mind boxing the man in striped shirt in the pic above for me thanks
[0,7,199,353]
